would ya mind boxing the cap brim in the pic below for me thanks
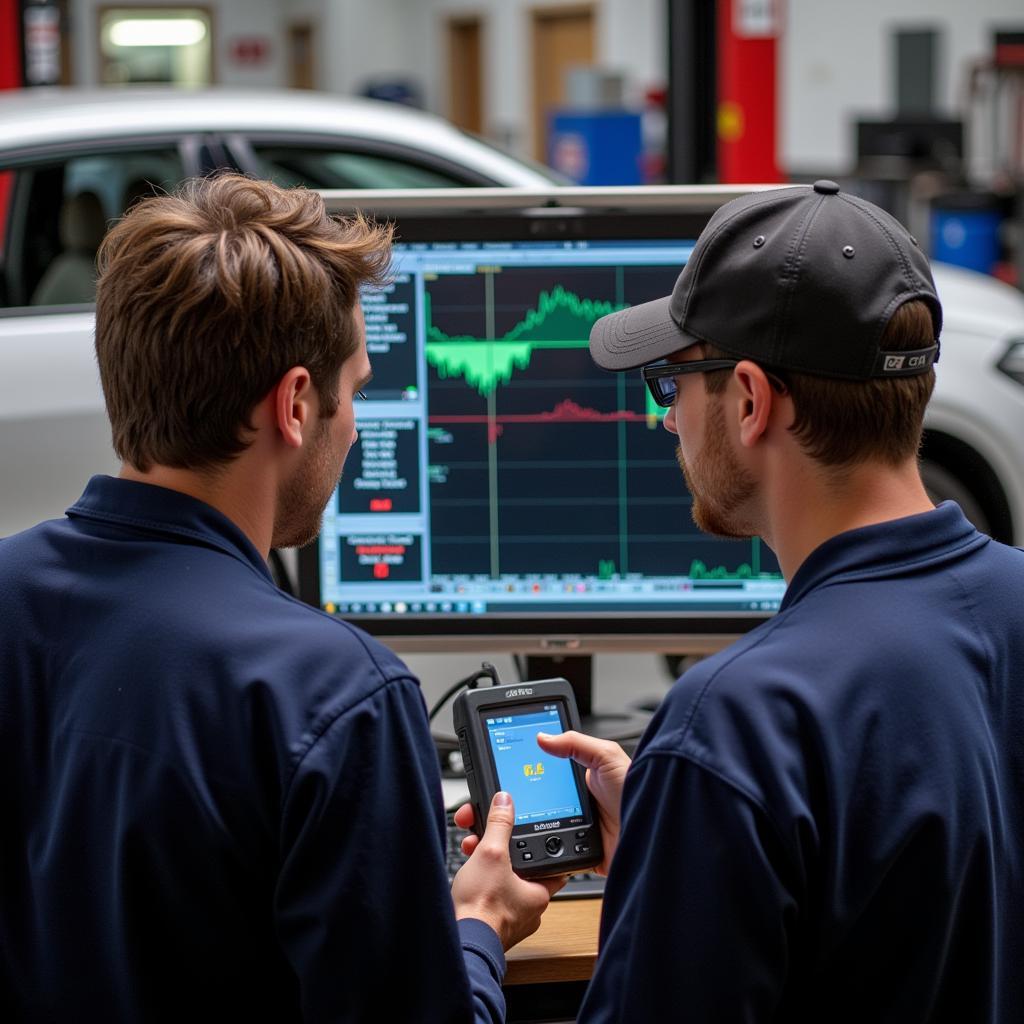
[589,295,698,371]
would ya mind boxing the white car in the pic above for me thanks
[917,264,1024,543]
[1,89,1024,547]
[0,87,562,537]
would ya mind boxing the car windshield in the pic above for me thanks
[244,146,469,189]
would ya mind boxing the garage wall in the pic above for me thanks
[416,0,665,154]
[316,0,425,99]
[62,0,1022,181]
[782,0,1024,180]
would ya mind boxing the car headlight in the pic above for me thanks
[997,340,1024,387]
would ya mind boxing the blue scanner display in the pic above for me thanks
[484,704,582,826]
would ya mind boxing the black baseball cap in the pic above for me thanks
[589,181,942,379]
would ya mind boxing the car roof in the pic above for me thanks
[0,87,558,187]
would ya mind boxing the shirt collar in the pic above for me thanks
[781,501,987,611]
[66,474,273,581]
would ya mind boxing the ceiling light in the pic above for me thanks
[109,19,207,48]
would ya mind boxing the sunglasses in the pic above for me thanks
[642,359,787,407]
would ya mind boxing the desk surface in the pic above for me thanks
[504,897,602,986]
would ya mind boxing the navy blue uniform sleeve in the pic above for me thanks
[273,674,505,1023]
[458,918,507,1022]
[578,751,799,1023]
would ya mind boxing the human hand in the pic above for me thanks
[451,792,564,951]
[534,730,630,875]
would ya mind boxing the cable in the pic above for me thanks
[428,661,500,723]
[430,662,501,778]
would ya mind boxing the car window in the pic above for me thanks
[0,147,183,310]
[0,169,13,280]
[245,144,470,189]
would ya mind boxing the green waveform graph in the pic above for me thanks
[689,560,759,580]
[688,551,781,581]
[424,285,626,397]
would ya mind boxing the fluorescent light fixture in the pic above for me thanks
[109,19,207,48]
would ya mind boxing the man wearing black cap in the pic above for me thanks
[538,182,1024,1021]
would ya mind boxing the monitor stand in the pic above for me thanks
[524,654,650,746]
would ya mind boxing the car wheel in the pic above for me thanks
[918,430,1015,543]
[920,457,994,537]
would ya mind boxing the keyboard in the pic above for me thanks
[446,813,605,900]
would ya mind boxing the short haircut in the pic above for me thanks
[704,299,936,467]
[95,173,392,471]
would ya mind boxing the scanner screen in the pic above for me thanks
[482,703,583,827]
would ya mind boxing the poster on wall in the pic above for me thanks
[23,0,62,85]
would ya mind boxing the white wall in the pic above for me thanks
[317,0,425,98]
[782,0,1024,180]
[600,0,665,109]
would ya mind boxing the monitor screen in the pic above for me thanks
[298,190,787,653]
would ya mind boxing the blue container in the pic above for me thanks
[548,110,643,186]
[930,193,1002,274]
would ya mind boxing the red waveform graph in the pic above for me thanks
[429,399,658,443]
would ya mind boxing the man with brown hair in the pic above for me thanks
[0,174,556,1023]
[536,182,1024,1021]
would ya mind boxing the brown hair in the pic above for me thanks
[704,299,936,467]
[95,173,392,471]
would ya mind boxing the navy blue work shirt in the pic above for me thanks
[580,504,1024,1023]
[0,475,504,1023]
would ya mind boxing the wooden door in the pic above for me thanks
[447,16,483,135]
[288,22,315,90]
[531,5,595,161]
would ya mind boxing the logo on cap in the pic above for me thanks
[884,354,929,372]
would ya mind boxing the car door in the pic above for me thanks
[0,135,223,537]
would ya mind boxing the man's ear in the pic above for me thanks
[272,366,314,449]
[732,361,776,449]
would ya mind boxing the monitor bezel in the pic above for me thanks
[298,187,786,656]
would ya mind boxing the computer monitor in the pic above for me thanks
[298,187,787,727]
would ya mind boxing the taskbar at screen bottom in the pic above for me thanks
[322,597,783,615]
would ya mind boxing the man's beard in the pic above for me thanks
[272,417,343,550]
[676,397,758,538]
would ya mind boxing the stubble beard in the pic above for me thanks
[272,417,344,550]
[677,397,758,539]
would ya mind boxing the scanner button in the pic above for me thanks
[522,851,533,861]
[575,843,590,854]
[544,836,564,856]
[516,840,528,849]
[576,830,587,839]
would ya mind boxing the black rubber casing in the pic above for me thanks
[452,677,603,879]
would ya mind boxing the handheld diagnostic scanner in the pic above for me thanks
[453,677,603,878]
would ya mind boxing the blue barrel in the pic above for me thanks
[930,192,1002,274]
[548,111,643,186]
